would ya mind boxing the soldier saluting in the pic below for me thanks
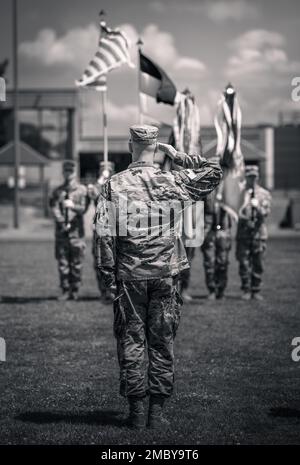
[236,164,271,300]
[49,160,88,301]
[94,125,222,429]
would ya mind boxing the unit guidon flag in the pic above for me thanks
[139,52,178,106]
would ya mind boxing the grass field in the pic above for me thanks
[0,238,300,445]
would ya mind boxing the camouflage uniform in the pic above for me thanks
[88,180,107,296]
[50,179,88,293]
[236,184,271,294]
[201,188,232,296]
[89,163,115,298]
[95,130,222,399]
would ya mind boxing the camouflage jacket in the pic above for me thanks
[94,153,222,287]
[88,177,108,207]
[237,184,271,240]
[49,180,88,239]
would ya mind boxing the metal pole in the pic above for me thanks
[102,90,108,165]
[13,0,20,228]
[137,38,143,124]
[99,10,109,168]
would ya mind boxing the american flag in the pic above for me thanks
[76,21,133,88]
[85,75,107,92]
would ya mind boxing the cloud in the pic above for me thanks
[175,57,206,71]
[230,29,285,51]
[19,24,98,67]
[221,29,300,123]
[20,22,206,77]
[148,1,166,13]
[204,0,259,22]
[19,22,207,131]
[149,0,260,22]
[225,29,300,83]
[81,96,138,136]
[141,24,206,73]
[106,100,137,122]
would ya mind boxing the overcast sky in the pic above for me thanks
[1,0,300,134]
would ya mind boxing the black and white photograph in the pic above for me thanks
[0,0,300,455]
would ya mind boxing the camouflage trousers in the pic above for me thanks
[113,277,183,398]
[55,237,86,291]
[201,229,232,293]
[92,232,106,295]
[179,247,196,291]
[236,238,267,292]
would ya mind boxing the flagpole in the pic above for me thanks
[99,10,109,167]
[13,0,20,228]
[102,89,108,165]
[137,38,143,124]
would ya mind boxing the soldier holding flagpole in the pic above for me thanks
[201,83,244,300]
[49,160,88,301]
[236,164,271,300]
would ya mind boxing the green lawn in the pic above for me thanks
[0,238,300,445]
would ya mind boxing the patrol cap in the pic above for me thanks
[129,124,158,145]
[245,164,259,177]
[63,160,76,171]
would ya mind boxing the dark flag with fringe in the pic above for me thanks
[139,52,177,105]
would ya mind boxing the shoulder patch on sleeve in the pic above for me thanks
[178,169,198,181]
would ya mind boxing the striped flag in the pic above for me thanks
[172,90,201,154]
[76,21,133,88]
[214,84,245,221]
[85,75,107,92]
[214,83,243,175]
[171,90,202,247]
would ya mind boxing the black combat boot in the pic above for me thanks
[216,288,225,300]
[147,396,170,429]
[125,397,145,429]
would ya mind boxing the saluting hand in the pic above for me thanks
[157,143,206,169]
[157,143,177,160]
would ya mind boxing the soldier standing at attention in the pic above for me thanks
[49,160,88,301]
[236,164,271,301]
[201,181,232,300]
[95,125,222,429]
